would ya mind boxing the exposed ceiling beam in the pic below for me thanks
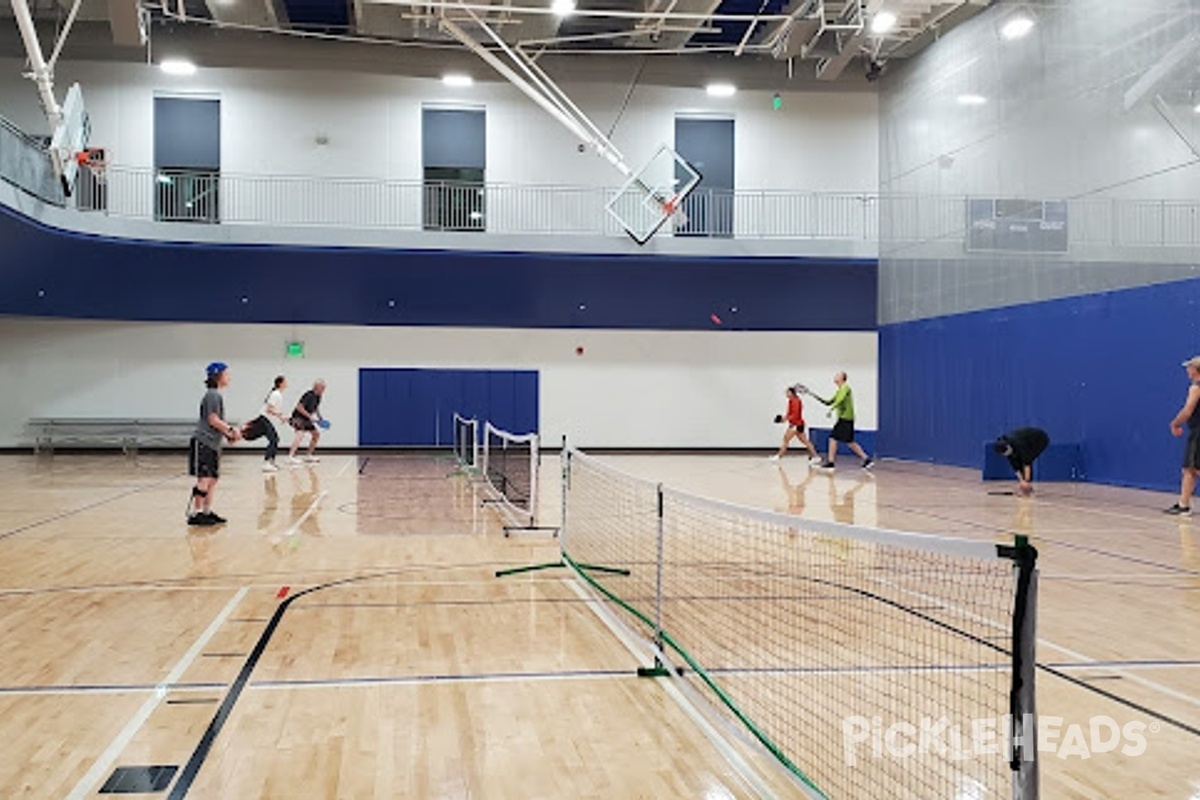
[106,0,143,45]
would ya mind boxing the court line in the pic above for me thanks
[335,457,354,478]
[0,472,184,542]
[563,578,786,800]
[0,682,227,697]
[65,586,247,800]
[248,669,630,690]
[166,566,431,799]
[872,499,1200,577]
[283,490,327,539]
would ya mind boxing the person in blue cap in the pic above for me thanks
[187,362,241,526]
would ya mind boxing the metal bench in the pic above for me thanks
[28,418,201,455]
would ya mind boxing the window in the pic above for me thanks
[422,107,485,232]
[154,97,220,224]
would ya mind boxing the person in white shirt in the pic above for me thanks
[241,376,288,472]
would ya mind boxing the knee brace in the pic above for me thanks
[192,487,209,498]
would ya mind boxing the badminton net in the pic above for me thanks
[452,413,479,471]
[562,448,1039,800]
[482,422,540,526]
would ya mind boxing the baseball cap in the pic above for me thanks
[1182,356,1200,369]
[205,361,229,377]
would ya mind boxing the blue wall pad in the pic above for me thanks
[359,367,538,446]
[0,203,876,331]
[880,276,1200,492]
[982,443,1084,481]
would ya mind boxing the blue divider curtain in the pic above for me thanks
[359,368,538,446]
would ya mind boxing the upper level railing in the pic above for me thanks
[0,114,64,207]
[64,165,880,241]
[4,122,1200,250]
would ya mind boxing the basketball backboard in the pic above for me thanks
[606,145,701,245]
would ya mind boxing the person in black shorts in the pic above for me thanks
[188,362,241,526]
[288,380,326,465]
[1165,356,1200,515]
[994,427,1050,496]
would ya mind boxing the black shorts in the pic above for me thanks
[832,419,855,443]
[243,416,271,441]
[188,437,220,479]
[1184,430,1200,470]
[291,417,316,432]
[787,423,807,435]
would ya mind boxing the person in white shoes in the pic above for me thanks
[241,375,288,472]
[288,380,326,464]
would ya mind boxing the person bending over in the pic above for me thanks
[994,427,1050,496]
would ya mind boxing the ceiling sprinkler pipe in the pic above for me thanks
[10,0,62,126]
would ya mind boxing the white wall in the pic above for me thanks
[0,317,878,449]
[0,58,879,193]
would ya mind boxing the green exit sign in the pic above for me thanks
[286,341,305,358]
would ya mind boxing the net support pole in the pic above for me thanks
[638,483,671,678]
[1006,534,1040,800]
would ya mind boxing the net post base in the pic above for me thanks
[494,560,566,578]
[636,663,671,678]
[574,563,632,577]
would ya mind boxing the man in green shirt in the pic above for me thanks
[810,371,873,471]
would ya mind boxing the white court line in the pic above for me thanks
[65,587,247,800]
[248,671,627,691]
[285,491,327,538]
[335,457,354,478]
[882,578,1200,712]
[562,578,787,800]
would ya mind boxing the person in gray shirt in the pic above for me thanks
[188,362,241,526]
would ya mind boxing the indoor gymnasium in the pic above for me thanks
[0,0,1198,797]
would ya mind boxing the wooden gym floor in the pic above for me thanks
[0,451,1196,798]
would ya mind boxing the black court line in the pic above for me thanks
[0,472,184,542]
[201,653,247,658]
[871,498,1200,578]
[0,560,547,599]
[357,457,370,475]
[166,698,222,705]
[166,567,418,799]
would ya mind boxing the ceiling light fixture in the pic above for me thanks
[870,11,897,35]
[1000,16,1035,40]
[551,0,575,17]
[706,82,737,98]
[957,94,987,106]
[160,59,197,76]
[443,74,474,88]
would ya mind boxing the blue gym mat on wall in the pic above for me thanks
[359,368,538,447]
[879,276,1200,492]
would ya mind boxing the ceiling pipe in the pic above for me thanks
[10,0,62,126]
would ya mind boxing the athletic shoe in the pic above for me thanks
[203,511,228,524]
[262,461,279,473]
[817,461,836,470]
[305,455,321,463]
[187,514,216,527]
[768,454,781,461]
[862,457,874,470]
[287,456,305,466]
[1163,504,1192,516]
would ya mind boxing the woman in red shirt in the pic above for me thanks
[771,386,819,461]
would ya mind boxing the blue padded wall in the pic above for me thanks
[879,276,1200,492]
[0,203,875,331]
[359,368,538,446]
